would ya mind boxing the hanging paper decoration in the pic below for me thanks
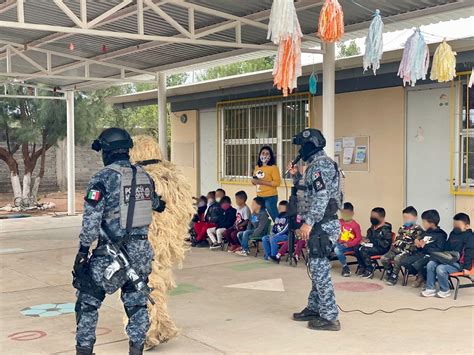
[267,0,302,96]
[101,44,108,53]
[69,42,75,51]
[430,40,456,83]
[468,68,474,88]
[363,9,384,75]
[318,0,344,43]
[397,29,430,87]
[309,72,318,95]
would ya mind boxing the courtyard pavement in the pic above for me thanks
[0,215,472,354]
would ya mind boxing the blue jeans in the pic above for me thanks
[237,230,253,252]
[262,234,288,259]
[261,195,279,221]
[426,260,460,292]
[333,243,354,267]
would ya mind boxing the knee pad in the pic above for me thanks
[125,304,147,319]
[75,301,98,325]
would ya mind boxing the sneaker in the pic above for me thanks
[270,256,280,264]
[437,290,452,298]
[356,268,365,276]
[383,270,393,281]
[341,266,351,277]
[421,288,437,297]
[235,250,249,257]
[386,276,398,286]
[210,243,222,250]
[361,269,375,279]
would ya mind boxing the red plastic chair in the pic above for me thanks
[448,261,474,300]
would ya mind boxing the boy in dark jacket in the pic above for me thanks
[208,196,236,249]
[262,201,289,261]
[236,197,269,256]
[381,206,424,286]
[193,191,223,246]
[422,213,473,298]
[401,209,447,288]
[355,207,392,279]
[224,191,251,252]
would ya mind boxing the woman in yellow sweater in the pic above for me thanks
[252,146,281,221]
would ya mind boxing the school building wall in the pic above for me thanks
[171,86,473,233]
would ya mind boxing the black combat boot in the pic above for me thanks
[129,341,144,355]
[76,345,94,355]
[308,317,341,331]
[292,307,320,321]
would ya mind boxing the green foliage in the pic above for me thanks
[337,40,361,58]
[196,56,275,81]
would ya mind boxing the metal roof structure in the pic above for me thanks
[0,0,472,90]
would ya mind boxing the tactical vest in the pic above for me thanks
[105,164,152,229]
[295,155,342,224]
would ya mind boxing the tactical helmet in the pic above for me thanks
[92,127,133,153]
[292,128,326,149]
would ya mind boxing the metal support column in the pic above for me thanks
[157,72,168,160]
[322,42,335,159]
[66,91,76,215]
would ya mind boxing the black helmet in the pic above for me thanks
[92,127,133,153]
[292,128,326,149]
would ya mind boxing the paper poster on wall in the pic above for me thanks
[335,140,343,153]
[343,147,353,165]
[354,146,367,164]
[342,137,355,148]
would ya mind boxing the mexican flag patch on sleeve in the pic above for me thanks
[87,189,101,201]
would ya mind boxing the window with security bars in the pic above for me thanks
[218,94,310,182]
[451,74,474,195]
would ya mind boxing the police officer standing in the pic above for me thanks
[73,128,166,355]
[287,129,341,331]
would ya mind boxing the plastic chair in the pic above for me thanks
[448,261,474,300]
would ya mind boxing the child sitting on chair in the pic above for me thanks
[225,191,251,252]
[236,197,269,257]
[422,213,473,298]
[381,206,423,286]
[262,201,289,261]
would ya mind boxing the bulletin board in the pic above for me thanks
[334,136,370,172]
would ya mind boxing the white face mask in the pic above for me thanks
[216,197,221,203]
[208,199,214,205]
[260,155,270,164]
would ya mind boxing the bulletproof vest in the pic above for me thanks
[105,163,152,229]
[295,155,341,223]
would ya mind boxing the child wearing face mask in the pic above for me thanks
[207,196,237,250]
[333,202,362,277]
[355,207,392,279]
[380,206,423,286]
[192,191,223,247]
[422,213,473,298]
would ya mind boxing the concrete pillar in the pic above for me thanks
[322,42,336,159]
[157,72,168,160]
[66,91,76,215]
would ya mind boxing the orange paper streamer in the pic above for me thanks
[273,35,302,97]
[318,0,344,43]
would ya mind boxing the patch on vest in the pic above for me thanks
[313,171,325,192]
[123,184,152,203]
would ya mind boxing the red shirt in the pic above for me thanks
[338,219,362,248]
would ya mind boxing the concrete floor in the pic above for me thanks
[0,216,473,355]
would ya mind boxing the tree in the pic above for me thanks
[337,40,361,58]
[196,56,275,81]
[0,87,66,202]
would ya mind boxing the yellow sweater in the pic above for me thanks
[253,164,281,197]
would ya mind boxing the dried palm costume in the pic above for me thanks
[129,135,194,350]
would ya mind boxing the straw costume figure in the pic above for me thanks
[129,135,194,350]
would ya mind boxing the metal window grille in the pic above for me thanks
[217,93,310,183]
[450,72,474,195]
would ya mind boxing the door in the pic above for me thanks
[406,87,454,231]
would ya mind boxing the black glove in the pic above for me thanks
[153,194,166,213]
[73,245,89,274]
